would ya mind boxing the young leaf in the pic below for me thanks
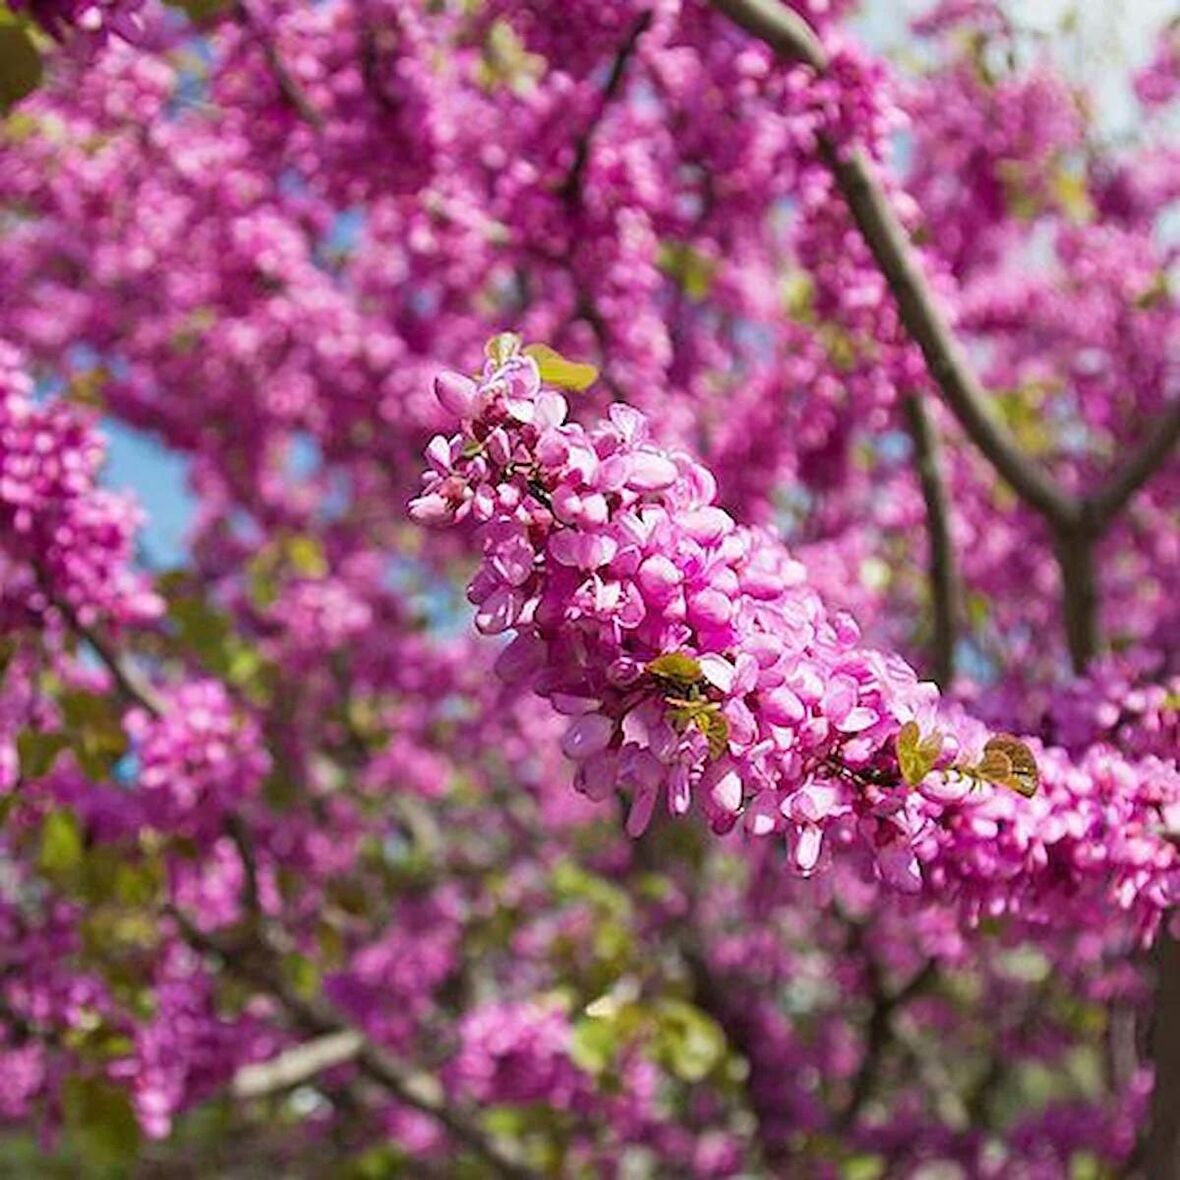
[485,331,522,367]
[60,690,128,780]
[654,998,727,1083]
[39,809,83,877]
[523,343,599,391]
[896,721,942,786]
[62,1076,141,1168]
[647,652,703,687]
[698,710,730,760]
[980,734,1039,798]
[570,1015,619,1076]
[17,730,69,778]
[0,14,41,115]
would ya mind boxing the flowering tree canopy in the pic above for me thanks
[0,0,1177,1176]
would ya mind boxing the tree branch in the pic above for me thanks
[1086,400,1180,534]
[819,143,1080,527]
[175,912,539,1180]
[47,592,166,719]
[709,0,1179,581]
[710,0,825,70]
[902,394,959,687]
[1144,933,1180,1178]
[709,1,1076,517]
[837,956,936,1131]
[559,11,653,207]
[232,1030,363,1099]
[703,2,1076,516]
[234,0,323,129]
[1052,524,1100,674]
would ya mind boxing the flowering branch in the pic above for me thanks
[43,583,535,1175]
[411,335,1176,934]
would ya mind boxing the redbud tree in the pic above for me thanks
[0,0,1176,1175]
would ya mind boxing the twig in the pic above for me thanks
[234,0,323,129]
[1086,401,1180,534]
[48,591,165,719]
[175,911,540,1180]
[232,1030,363,1099]
[836,957,936,1131]
[559,11,653,207]
[902,394,959,687]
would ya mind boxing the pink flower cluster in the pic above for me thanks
[446,999,588,1108]
[413,340,957,885]
[414,340,1179,931]
[0,343,161,632]
[125,680,269,839]
[10,0,146,44]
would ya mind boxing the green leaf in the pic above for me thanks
[61,1076,141,1168]
[113,858,165,907]
[896,720,942,786]
[345,1143,410,1179]
[522,343,599,392]
[978,734,1039,797]
[1050,167,1093,224]
[658,242,716,302]
[39,809,83,878]
[782,272,816,322]
[485,332,522,367]
[551,860,631,919]
[17,730,69,778]
[0,13,41,115]
[654,998,726,1083]
[281,952,321,1001]
[697,709,729,760]
[162,0,230,22]
[285,534,328,578]
[841,1156,886,1180]
[647,652,703,687]
[60,690,128,780]
[569,1016,619,1076]
[477,19,544,94]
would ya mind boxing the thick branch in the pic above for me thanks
[710,0,1075,524]
[902,394,958,687]
[710,0,825,70]
[1053,526,1100,674]
[1145,934,1180,1178]
[710,0,1180,561]
[821,144,1079,526]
